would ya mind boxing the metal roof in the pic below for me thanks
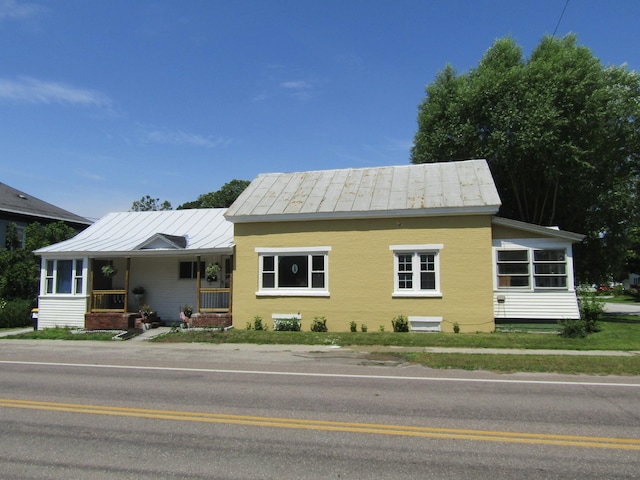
[34,209,233,257]
[226,159,501,223]
[0,182,92,227]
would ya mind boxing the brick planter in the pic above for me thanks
[85,312,140,330]
[189,313,232,328]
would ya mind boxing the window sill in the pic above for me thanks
[256,290,330,298]
[392,291,442,298]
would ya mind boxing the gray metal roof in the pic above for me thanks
[35,209,233,257]
[0,182,91,227]
[226,159,501,223]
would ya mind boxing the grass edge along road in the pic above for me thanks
[2,313,639,375]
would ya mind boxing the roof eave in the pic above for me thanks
[226,206,500,223]
[34,246,235,258]
[492,217,585,242]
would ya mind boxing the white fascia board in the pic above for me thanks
[492,217,585,242]
[255,246,331,253]
[227,206,500,223]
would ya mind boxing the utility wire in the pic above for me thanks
[552,0,570,37]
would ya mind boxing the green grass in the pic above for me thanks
[1,327,121,341]
[388,352,640,375]
[600,294,640,304]
[152,315,640,351]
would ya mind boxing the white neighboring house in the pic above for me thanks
[34,209,234,329]
[491,217,585,321]
[622,273,640,290]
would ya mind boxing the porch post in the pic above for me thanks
[125,258,131,312]
[196,255,201,313]
[89,259,95,312]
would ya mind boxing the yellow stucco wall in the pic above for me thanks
[232,215,495,333]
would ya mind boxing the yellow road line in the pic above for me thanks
[1,398,638,450]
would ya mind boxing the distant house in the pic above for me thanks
[226,159,584,333]
[0,182,91,248]
[34,209,234,330]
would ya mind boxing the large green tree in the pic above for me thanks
[411,35,640,283]
[177,179,250,209]
[130,195,172,211]
[0,221,77,301]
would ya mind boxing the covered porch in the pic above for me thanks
[86,254,233,329]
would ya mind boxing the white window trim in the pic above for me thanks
[390,244,443,298]
[493,243,572,291]
[41,258,87,296]
[256,247,331,297]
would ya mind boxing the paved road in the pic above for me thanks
[0,341,638,479]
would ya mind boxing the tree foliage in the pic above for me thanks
[177,179,250,209]
[130,195,172,211]
[0,221,77,301]
[411,35,640,283]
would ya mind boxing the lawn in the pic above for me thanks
[3,314,639,375]
[152,315,640,351]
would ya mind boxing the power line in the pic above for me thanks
[552,0,570,37]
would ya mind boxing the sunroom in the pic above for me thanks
[34,209,234,330]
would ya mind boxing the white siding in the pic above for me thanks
[37,296,88,328]
[129,255,224,324]
[494,291,580,319]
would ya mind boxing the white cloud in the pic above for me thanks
[0,0,44,20]
[281,80,312,90]
[144,127,229,148]
[0,76,112,108]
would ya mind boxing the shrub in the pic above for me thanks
[0,298,34,328]
[612,284,625,297]
[578,295,604,333]
[453,322,460,334]
[253,315,265,331]
[361,324,368,332]
[558,319,587,338]
[391,314,409,332]
[349,321,357,332]
[310,316,328,332]
[274,317,301,331]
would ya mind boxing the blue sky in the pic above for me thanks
[1,0,638,221]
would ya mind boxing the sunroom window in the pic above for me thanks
[256,247,330,296]
[496,248,567,289]
[533,249,567,288]
[44,259,84,294]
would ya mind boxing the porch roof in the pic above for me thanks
[34,209,233,257]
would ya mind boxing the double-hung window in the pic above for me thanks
[44,259,85,295]
[256,247,330,296]
[390,244,442,297]
[496,248,567,289]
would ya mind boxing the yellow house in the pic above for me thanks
[225,159,584,333]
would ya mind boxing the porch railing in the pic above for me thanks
[199,288,231,313]
[91,289,127,313]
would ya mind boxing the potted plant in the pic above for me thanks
[139,304,154,329]
[206,262,221,283]
[101,264,117,278]
[132,286,145,306]
[181,304,193,328]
